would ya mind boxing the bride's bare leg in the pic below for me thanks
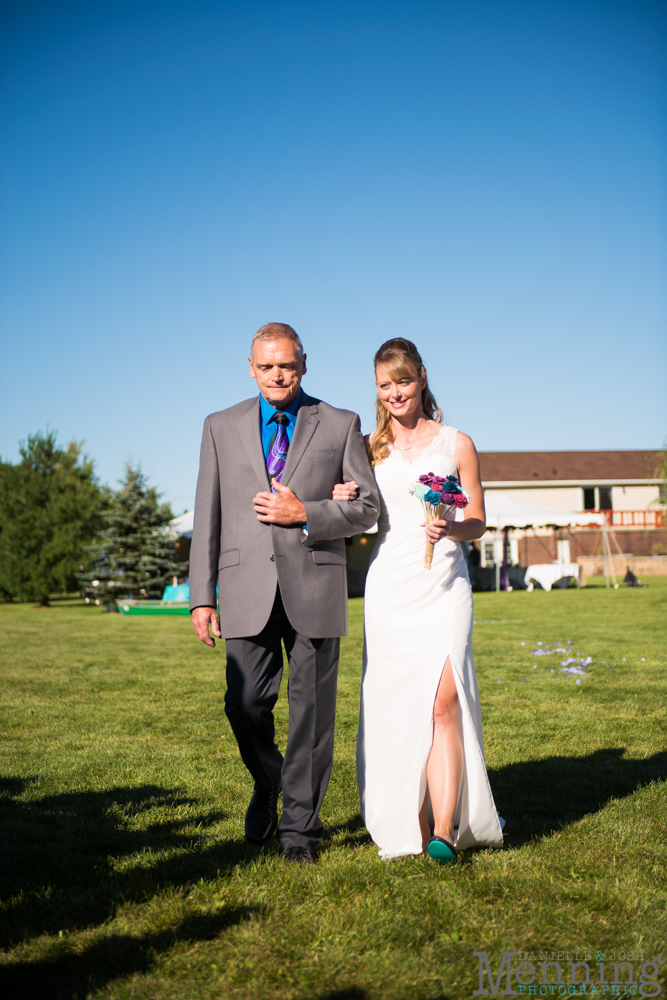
[426,657,463,845]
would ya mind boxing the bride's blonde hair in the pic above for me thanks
[368,338,442,467]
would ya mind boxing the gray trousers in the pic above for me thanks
[224,587,340,850]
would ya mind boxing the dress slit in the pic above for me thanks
[419,653,464,836]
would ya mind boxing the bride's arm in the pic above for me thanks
[333,481,359,501]
[424,432,486,544]
[331,434,371,502]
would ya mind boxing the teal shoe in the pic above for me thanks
[427,836,458,863]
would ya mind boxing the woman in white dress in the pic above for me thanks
[334,339,503,862]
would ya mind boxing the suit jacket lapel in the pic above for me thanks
[237,397,271,490]
[281,394,320,487]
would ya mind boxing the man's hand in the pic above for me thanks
[192,606,222,647]
[253,480,307,525]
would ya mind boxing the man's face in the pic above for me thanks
[249,338,307,409]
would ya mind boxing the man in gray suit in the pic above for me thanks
[190,323,379,864]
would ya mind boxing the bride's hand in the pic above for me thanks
[422,518,453,544]
[333,480,359,502]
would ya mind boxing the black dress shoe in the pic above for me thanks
[245,783,280,845]
[283,845,315,865]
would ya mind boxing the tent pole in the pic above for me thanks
[602,516,617,588]
[603,520,610,588]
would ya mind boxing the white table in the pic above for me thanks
[525,563,580,591]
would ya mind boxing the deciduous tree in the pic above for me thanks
[0,431,105,605]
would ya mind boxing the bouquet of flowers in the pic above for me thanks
[409,472,470,569]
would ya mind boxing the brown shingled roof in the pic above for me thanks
[478,450,661,482]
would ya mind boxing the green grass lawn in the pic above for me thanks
[1,580,666,999]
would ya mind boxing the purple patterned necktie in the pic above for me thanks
[266,411,290,486]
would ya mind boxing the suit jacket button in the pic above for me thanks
[270,554,275,561]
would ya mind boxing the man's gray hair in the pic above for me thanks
[251,322,304,357]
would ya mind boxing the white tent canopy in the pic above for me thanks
[169,496,605,541]
[169,510,194,538]
[484,493,605,530]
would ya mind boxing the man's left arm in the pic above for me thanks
[300,415,380,544]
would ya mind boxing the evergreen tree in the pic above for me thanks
[0,431,105,605]
[80,463,184,605]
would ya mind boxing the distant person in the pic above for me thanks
[189,323,379,865]
[468,540,481,567]
[334,339,503,862]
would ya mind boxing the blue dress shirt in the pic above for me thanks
[259,390,302,460]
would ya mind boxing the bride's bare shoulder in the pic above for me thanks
[455,431,479,461]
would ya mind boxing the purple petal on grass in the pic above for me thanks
[520,642,525,646]
[532,665,537,669]
[496,679,501,684]
[576,679,582,684]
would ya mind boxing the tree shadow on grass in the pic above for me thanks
[1,905,261,1000]
[488,747,667,850]
[0,777,274,952]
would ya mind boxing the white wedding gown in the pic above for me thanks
[357,424,504,859]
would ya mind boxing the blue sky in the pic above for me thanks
[1,0,665,512]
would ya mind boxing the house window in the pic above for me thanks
[483,542,495,566]
[598,487,612,510]
[583,487,612,510]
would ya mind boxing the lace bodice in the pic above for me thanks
[374,424,459,538]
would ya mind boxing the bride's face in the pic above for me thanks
[376,364,427,420]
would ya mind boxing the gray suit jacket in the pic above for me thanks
[189,392,380,639]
